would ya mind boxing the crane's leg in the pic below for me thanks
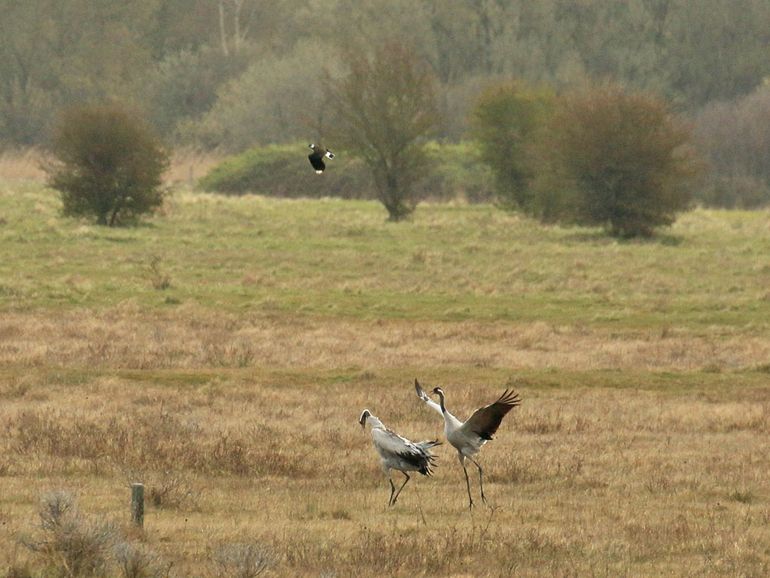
[469,456,487,505]
[459,454,474,509]
[391,472,411,505]
[388,473,397,507]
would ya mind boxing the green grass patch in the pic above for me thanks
[2,182,770,333]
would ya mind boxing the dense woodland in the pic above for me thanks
[2,0,770,206]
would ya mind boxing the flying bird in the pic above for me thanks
[359,409,441,507]
[308,143,335,174]
[414,379,521,509]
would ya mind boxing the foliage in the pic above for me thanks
[46,104,169,227]
[662,0,770,105]
[198,141,493,202]
[145,45,251,140]
[471,81,555,211]
[2,1,770,150]
[0,0,158,146]
[532,85,700,237]
[693,83,770,208]
[19,490,171,578]
[181,41,330,150]
[213,543,272,578]
[421,141,495,203]
[323,42,441,221]
[113,542,171,578]
[22,491,115,577]
[199,143,373,198]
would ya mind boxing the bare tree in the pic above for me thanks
[216,0,258,56]
[323,42,440,221]
[218,0,229,55]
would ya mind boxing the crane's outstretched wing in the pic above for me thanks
[414,379,443,416]
[461,389,521,440]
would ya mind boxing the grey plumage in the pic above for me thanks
[359,409,441,506]
[414,379,521,508]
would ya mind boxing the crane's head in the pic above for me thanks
[431,387,445,397]
[358,409,372,429]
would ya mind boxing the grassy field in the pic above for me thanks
[0,177,769,576]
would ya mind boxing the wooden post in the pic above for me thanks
[131,483,144,528]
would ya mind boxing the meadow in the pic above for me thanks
[0,169,769,576]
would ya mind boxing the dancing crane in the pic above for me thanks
[414,379,521,509]
[359,409,441,507]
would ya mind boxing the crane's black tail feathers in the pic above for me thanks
[417,439,441,476]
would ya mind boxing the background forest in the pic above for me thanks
[2,0,770,207]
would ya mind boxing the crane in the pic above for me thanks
[359,409,441,507]
[414,379,521,509]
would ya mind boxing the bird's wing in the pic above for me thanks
[372,428,436,468]
[308,153,325,171]
[460,389,521,440]
[414,379,443,417]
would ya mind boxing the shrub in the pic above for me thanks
[421,141,495,203]
[22,490,115,577]
[199,142,494,202]
[46,104,170,227]
[471,81,555,211]
[533,85,700,237]
[213,543,271,578]
[113,542,171,578]
[199,143,372,199]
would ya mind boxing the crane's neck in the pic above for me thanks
[436,391,462,434]
[436,390,447,414]
[366,415,385,430]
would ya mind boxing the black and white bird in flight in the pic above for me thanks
[308,143,335,174]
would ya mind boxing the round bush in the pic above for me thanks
[47,104,169,226]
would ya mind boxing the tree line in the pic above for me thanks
[45,46,698,237]
[4,0,770,217]
[2,0,769,147]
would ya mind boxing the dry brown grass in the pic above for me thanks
[0,150,45,181]
[0,366,768,576]
[0,148,223,187]
[2,309,769,373]
[164,150,225,188]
